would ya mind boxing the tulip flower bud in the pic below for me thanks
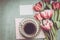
[34,13,43,21]
[56,2,60,9]
[48,20,53,27]
[45,10,53,19]
[40,19,53,31]
[33,2,42,12]
[40,11,48,19]
[52,2,60,10]
[40,10,53,19]
[52,2,57,10]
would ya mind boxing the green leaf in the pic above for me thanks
[55,21,60,29]
[58,10,60,21]
[52,10,57,21]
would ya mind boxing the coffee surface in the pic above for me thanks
[24,23,36,35]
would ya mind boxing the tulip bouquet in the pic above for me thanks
[33,0,60,40]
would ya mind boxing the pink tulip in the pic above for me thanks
[34,13,43,20]
[33,2,42,12]
[52,2,60,10]
[48,20,53,27]
[45,10,53,19]
[56,2,60,9]
[52,2,57,10]
[40,11,48,19]
[40,19,53,31]
[40,10,53,19]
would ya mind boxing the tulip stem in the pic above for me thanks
[57,9,59,21]
[54,10,55,21]
[53,10,57,21]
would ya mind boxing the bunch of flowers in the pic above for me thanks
[34,10,53,31]
[33,0,60,40]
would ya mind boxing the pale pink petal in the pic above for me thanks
[34,13,43,20]
[40,11,48,19]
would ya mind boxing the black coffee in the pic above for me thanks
[24,23,36,35]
